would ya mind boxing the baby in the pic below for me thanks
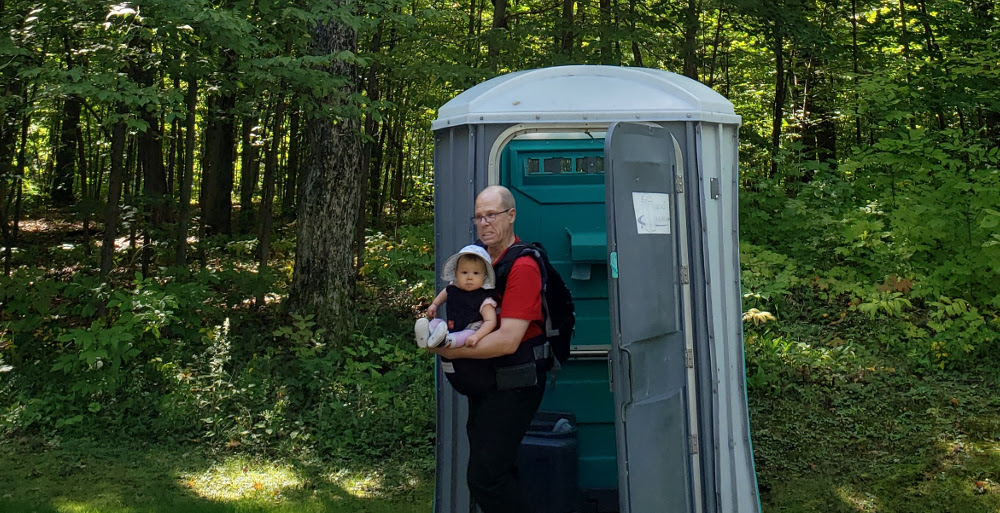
[415,244,498,348]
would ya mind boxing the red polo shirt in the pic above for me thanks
[494,240,544,342]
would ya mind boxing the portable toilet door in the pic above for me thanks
[605,122,698,512]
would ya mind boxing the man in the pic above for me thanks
[428,185,548,513]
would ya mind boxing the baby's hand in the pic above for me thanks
[426,303,438,319]
[465,335,479,347]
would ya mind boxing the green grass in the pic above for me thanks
[750,366,1000,512]
[0,438,434,513]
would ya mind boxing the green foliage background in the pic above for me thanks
[1,0,999,510]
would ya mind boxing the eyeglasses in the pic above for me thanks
[471,208,512,224]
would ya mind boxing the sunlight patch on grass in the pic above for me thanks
[50,499,125,513]
[325,468,386,498]
[181,457,303,502]
[835,484,879,512]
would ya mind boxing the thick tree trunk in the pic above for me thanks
[139,114,169,227]
[51,96,81,206]
[290,10,362,328]
[201,91,236,235]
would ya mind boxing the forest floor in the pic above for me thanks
[4,363,999,513]
[749,365,1000,513]
[4,215,1000,512]
[0,437,434,513]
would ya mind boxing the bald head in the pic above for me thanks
[474,185,517,256]
[477,185,515,210]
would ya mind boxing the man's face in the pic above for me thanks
[474,192,514,248]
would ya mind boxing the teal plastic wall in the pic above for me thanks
[501,138,618,495]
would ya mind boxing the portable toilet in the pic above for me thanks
[430,65,759,513]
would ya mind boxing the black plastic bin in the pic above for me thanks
[518,411,580,513]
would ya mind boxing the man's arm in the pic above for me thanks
[427,317,529,359]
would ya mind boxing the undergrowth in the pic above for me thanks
[0,220,437,465]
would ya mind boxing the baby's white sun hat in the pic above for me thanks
[442,244,496,289]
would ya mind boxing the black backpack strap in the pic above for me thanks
[490,242,543,294]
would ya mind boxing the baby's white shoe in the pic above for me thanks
[427,322,449,348]
[414,318,430,348]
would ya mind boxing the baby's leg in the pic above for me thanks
[446,329,477,348]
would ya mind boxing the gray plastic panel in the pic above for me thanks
[432,124,478,513]
[605,122,692,513]
[696,123,759,512]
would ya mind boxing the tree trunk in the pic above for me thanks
[369,115,389,223]
[706,9,724,86]
[100,115,127,281]
[3,98,29,276]
[599,0,615,64]
[201,91,236,235]
[391,126,405,236]
[682,0,699,79]
[355,29,384,275]
[628,0,643,66]
[560,0,575,55]
[176,79,197,268]
[168,77,181,197]
[898,0,910,57]
[281,105,300,215]
[257,97,285,307]
[239,115,261,231]
[281,108,301,217]
[51,96,81,206]
[290,9,362,329]
[139,113,169,227]
[488,0,509,67]
[851,0,861,146]
[770,29,785,179]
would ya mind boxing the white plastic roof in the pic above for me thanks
[432,65,741,130]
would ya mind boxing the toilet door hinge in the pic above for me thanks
[689,434,699,454]
[680,266,690,284]
[675,175,684,193]
[685,348,694,369]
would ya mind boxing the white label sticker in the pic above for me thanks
[632,192,671,234]
[441,361,455,373]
